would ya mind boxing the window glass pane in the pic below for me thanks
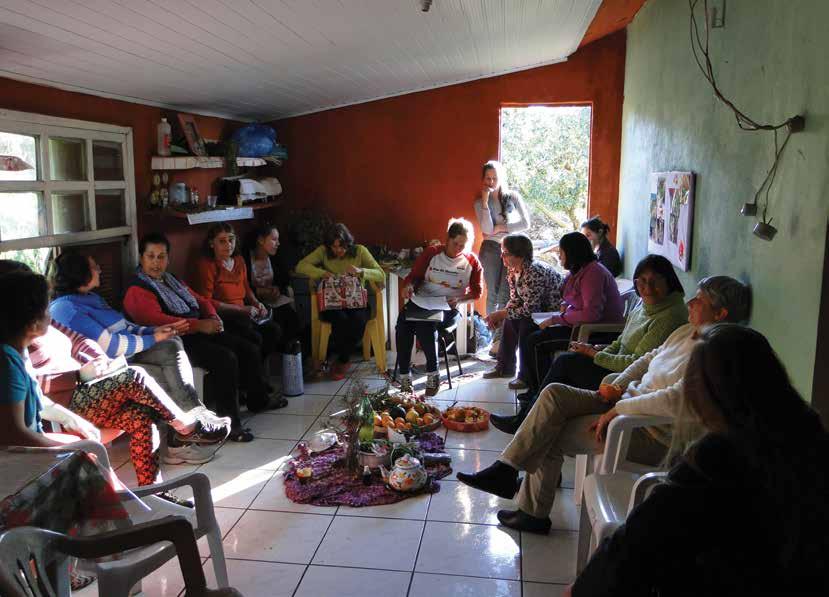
[0,131,37,181]
[49,137,86,181]
[52,192,89,233]
[0,192,46,241]
[0,247,52,274]
[93,141,124,180]
[95,189,126,229]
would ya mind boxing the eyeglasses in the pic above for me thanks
[501,251,513,258]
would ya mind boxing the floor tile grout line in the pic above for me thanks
[405,488,434,596]
[290,508,339,597]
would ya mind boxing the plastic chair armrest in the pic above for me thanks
[573,323,625,343]
[125,472,217,534]
[601,415,672,474]
[8,440,111,469]
[628,471,668,512]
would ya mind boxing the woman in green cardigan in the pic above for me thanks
[492,254,688,432]
[296,223,384,380]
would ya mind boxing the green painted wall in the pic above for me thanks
[617,0,829,398]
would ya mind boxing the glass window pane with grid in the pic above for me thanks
[0,113,135,253]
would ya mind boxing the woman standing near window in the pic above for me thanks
[581,216,622,278]
[473,161,531,351]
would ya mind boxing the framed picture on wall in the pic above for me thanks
[176,113,207,156]
[647,171,694,271]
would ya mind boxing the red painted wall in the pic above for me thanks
[272,30,627,250]
[0,77,242,274]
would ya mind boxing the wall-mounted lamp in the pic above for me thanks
[753,220,777,241]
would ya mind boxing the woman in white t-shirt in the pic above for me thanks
[396,218,483,396]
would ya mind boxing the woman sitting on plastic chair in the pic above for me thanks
[520,232,625,399]
[296,223,385,380]
[457,276,751,534]
[396,218,483,396]
[0,267,228,496]
[571,325,829,597]
[492,254,689,434]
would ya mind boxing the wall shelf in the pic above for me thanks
[150,156,267,170]
[146,200,282,225]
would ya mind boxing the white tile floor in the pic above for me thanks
[76,359,578,596]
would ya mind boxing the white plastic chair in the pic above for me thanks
[0,516,205,597]
[8,441,229,596]
[576,414,671,572]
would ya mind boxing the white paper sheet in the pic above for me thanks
[410,294,450,311]
[532,312,556,326]
[270,294,294,308]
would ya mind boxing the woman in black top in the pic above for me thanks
[581,216,622,277]
[572,324,829,597]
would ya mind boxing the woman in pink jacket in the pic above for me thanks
[520,231,623,396]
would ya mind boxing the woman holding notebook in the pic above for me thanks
[395,218,483,396]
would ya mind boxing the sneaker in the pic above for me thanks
[425,372,440,397]
[399,373,413,394]
[508,377,528,390]
[162,441,218,465]
[156,490,195,508]
[174,417,230,445]
[483,366,514,379]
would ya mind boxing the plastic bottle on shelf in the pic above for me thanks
[157,118,171,156]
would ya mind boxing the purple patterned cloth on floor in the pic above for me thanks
[284,432,452,507]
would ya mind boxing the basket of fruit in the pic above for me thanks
[374,400,442,434]
[441,405,490,432]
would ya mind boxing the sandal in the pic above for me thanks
[70,571,97,591]
[266,396,289,410]
[228,427,254,442]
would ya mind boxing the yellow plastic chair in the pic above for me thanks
[311,280,387,374]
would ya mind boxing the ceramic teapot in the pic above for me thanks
[380,454,427,492]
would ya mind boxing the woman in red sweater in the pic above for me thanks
[191,223,288,413]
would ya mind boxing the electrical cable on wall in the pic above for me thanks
[688,0,805,241]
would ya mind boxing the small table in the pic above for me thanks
[0,449,128,533]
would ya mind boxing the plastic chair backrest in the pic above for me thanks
[621,290,640,319]
[0,526,69,597]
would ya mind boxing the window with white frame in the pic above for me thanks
[0,109,137,273]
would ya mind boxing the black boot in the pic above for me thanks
[490,400,532,434]
[496,509,551,534]
[456,461,519,499]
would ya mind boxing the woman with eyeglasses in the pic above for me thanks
[296,223,385,380]
[482,233,563,389]
[492,254,688,433]
[192,222,288,412]
[518,232,624,400]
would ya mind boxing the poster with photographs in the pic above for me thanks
[648,171,694,271]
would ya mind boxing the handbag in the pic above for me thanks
[316,274,368,311]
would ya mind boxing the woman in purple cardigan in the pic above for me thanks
[519,232,623,397]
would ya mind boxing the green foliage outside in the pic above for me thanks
[500,106,591,246]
